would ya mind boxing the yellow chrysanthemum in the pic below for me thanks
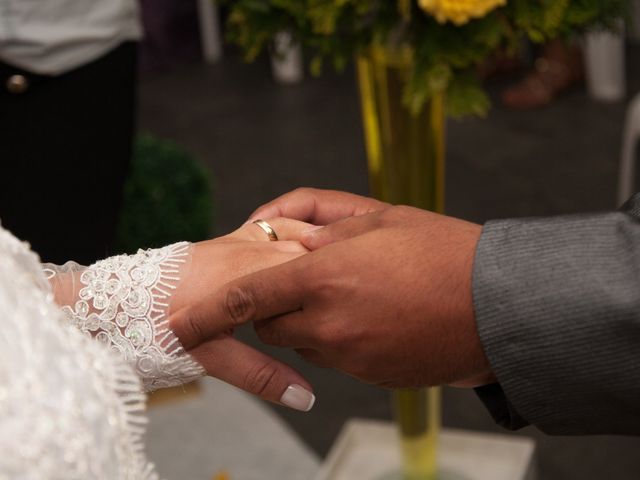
[418,0,506,26]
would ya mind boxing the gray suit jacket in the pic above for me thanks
[473,194,640,435]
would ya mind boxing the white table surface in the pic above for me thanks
[146,378,320,480]
[316,419,536,480]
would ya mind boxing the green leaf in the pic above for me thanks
[446,74,491,118]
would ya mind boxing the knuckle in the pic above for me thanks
[312,278,336,300]
[379,206,400,224]
[318,320,366,354]
[317,324,347,350]
[243,361,279,397]
[305,258,339,293]
[313,324,332,346]
[381,205,412,223]
[394,205,412,213]
[223,286,256,326]
[394,205,419,221]
[293,186,315,195]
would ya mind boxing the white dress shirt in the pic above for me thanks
[0,0,142,75]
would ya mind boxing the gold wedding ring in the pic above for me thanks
[252,219,279,241]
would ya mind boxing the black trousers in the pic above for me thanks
[0,42,137,264]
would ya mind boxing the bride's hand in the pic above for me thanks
[170,218,317,411]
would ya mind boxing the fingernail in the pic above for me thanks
[302,226,323,236]
[280,384,316,412]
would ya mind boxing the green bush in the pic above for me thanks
[115,134,213,254]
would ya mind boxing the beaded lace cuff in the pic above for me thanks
[45,242,205,392]
[1,224,158,479]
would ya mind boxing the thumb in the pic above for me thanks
[301,211,382,250]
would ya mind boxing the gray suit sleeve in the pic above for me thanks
[473,194,640,435]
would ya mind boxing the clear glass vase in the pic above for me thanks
[356,44,445,211]
[392,388,441,480]
[356,43,445,480]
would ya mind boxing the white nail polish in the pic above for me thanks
[280,384,316,412]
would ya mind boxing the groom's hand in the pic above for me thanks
[175,205,494,389]
[248,187,390,225]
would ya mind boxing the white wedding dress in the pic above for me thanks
[0,223,205,479]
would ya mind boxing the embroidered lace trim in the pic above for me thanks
[45,242,205,392]
[0,224,158,479]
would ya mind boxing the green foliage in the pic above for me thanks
[115,134,213,254]
[446,73,491,118]
[222,0,630,117]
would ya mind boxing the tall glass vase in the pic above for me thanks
[357,45,445,211]
[357,44,445,480]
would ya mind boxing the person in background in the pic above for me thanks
[501,38,584,109]
[0,0,140,264]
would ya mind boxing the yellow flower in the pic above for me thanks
[418,0,506,25]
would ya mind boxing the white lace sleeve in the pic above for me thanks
[44,242,205,392]
[0,224,158,479]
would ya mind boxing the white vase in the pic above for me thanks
[270,31,304,85]
[197,0,222,63]
[584,26,626,102]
